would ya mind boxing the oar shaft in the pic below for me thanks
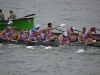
[96,28,100,31]
[56,29,64,32]
[75,30,81,32]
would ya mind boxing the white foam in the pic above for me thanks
[44,46,52,49]
[26,46,34,49]
[76,49,86,53]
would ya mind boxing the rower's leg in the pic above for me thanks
[72,36,77,42]
[60,37,64,45]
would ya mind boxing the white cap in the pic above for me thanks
[35,24,40,28]
[72,26,75,30]
[63,32,68,36]
[8,23,10,24]
[8,21,13,24]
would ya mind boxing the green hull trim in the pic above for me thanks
[0,17,34,30]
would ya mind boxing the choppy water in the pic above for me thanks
[0,44,100,75]
[0,0,100,75]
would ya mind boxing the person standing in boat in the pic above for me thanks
[45,23,58,41]
[8,10,16,20]
[0,9,5,21]
[85,27,97,40]
[58,31,69,45]
[65,26,77,42]
[17,29,29,41]
[78,27,93,43]
[27,24,40,41]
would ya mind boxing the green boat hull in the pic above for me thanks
[0,17,34,30]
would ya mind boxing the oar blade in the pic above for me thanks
[24,14,36,17]
[59,24,66,27]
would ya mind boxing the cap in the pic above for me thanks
[63,32,68,36]
[8,21,13,24]
[9,10,13,12]
[72,26,75,30]
[35,24,40,28]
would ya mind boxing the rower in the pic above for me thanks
[27,24,40,41]
[0,27,12,40]
[37,29,47,42]
[78,27,93,43]
[45,23,58,41]
[0,9,5,21]
[66,26,77,42]
[85,27,97,40]
[17,29,29,41]
[58,31,69,45]
[8,10,16,20]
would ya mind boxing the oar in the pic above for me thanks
[56,28,64,32]
[96,28,100,31]
[74,29,81,32]
[15,13,36,20]
[54,24,66,28]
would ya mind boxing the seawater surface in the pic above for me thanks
[0,44,100,75]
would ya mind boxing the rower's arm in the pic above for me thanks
[36,31,40,38]
[0,30,6,37]
[17,33,20,40]
[67,31,72,41]
[47,28,55,30]
[94,30,97,34]
[79,33,84,41]
[88,32,92,38]
[8,14,12,20]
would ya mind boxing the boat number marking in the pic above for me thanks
[28,20,31,24]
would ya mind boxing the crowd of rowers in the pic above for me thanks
[0,20,97,45]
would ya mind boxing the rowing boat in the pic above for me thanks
[0,39,100,47]
[53,33,100,41]
[0,17,34,30]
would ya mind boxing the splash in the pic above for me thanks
[75,49,86,53]
[26,46,34,49]
[44,46,53,49]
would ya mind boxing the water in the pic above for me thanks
[0,0,100,75]
[0,44,100,75]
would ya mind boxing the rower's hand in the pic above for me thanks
[51,37,54,39]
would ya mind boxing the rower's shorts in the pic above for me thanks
[78,39,82,43]
[39,38,46,42]
[29,35,36,39]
